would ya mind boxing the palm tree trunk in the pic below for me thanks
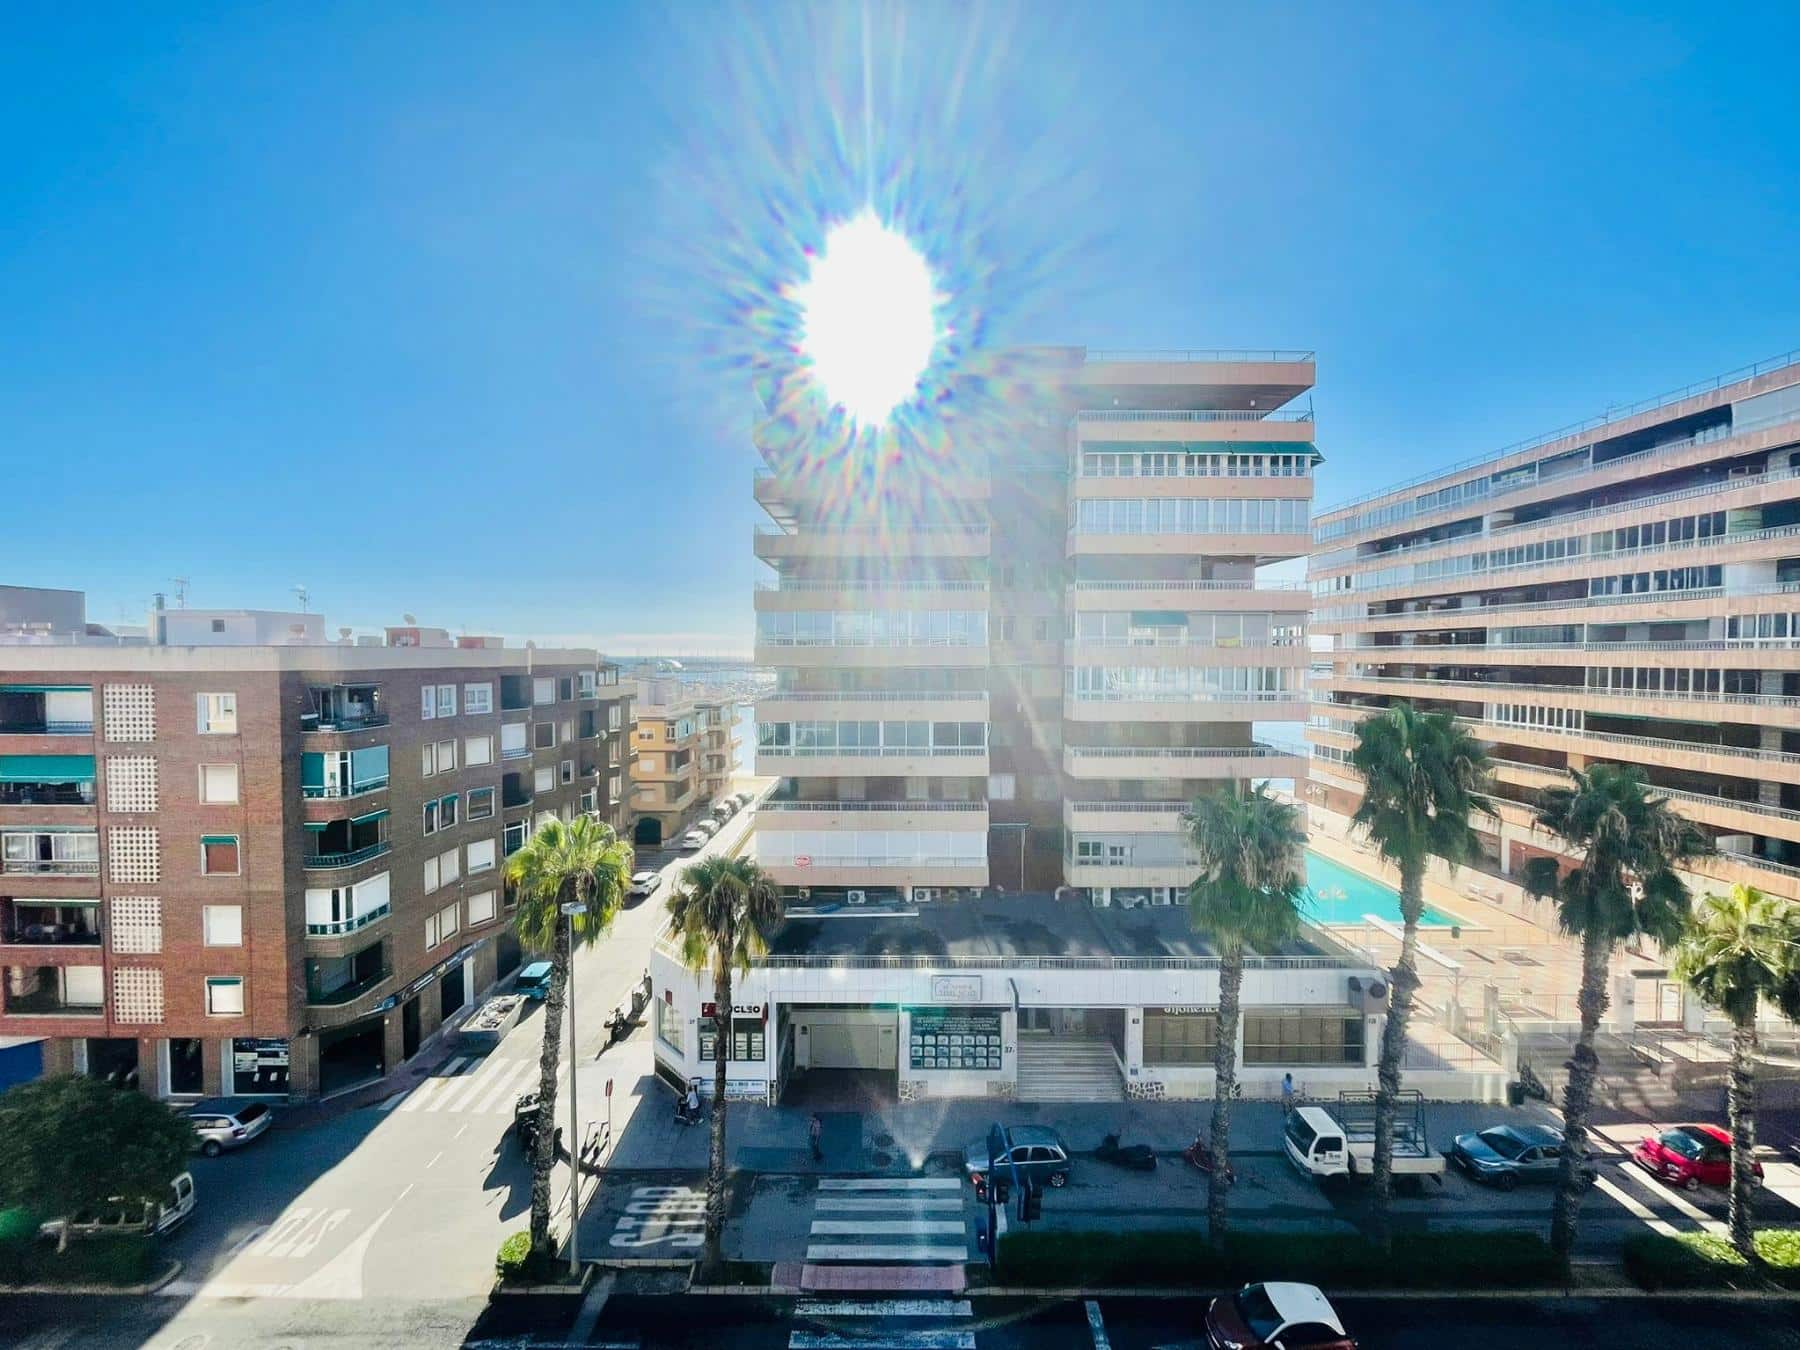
[1727,1010,1759,1260]
[1551,931,1612,1268]
[1209,949,1244,1245]
[1370,858,1424,1252]
[529,912,572,1257]
[703,951,732,1274]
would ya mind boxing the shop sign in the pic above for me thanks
[908,1008,1003,1072]
[702,1001,764,1018]
[929,975,982,1004]
[1151,1006,1213,1017]
[231,1037,290,1096]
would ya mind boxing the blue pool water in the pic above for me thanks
[1303,850,1460,927]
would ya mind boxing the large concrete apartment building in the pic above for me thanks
[0,590,632,1100]
[751,347,1315,906]
[1306,352,1800,908]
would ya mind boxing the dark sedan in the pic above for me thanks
[1451,1122,1565,1190]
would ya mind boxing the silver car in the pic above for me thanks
[187,1098,274,1157]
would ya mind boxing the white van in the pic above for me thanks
[43,1171,196,1241]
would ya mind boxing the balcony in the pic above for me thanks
[0,755,96,811]
[0,688,94,738]
[502,774,534,809]
[305,943,391,1006]
[758,799,989,832]
[755,745,989,779]
[1,830,100,877]
[1064,799,1190,833]
[1065,578,1310,611]
[306,902,391,937]
[305,840,392,870]
[0,781,96,808]
[500,676,532,712]
[1064,689,1308,723]
[1,901,101,948]
[754,524,990,562]
[302,776,388,800]
[3,980,104,1017]
[301,684,386,733]
[1062,742,1309,781]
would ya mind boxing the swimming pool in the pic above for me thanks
[1302,850,1460,928]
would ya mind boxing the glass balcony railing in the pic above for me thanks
[303,841,392,870]
[305,903,391,937]
[302,777,389,799]
[305,965,392,1006]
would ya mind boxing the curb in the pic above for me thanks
[0,1257,182,1297]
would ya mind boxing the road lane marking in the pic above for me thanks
[804,1244,970,1262]
[1592,1173,1680,1236]
[790,1333,974,1350]
[426,1150,444,1169]
[1616,1158,1729,1233]
[817,1178,963,1192]
[1086,1300,1111,1350]
[808,1220,965,1236]
[797,1301,972,1317]
[815,1198,964,1214]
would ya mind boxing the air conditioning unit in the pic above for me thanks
[847,889,868,905]
[796,888,811,901]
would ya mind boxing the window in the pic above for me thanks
[579,788,597,814]
[534,722,556,750]
[421,685,436,719]
[202,905,243,947]
[439,846,459,886]
[655,997,684,1054]
[423,799,441,836]
[209,618,226,633]
[198,763,239,804]
[560,759,575,785]
[578,671,597,698]
[500,721,528,757]
[205,976,245,1016]
[465,735,493,767]
[1143,1010,1219,1065]
[533,677,555,706]
[534,765,554,793]
[467,838,496,874]
[425,901,460,948]
[201,835,240,876]
[467,787,496,821]
[467,889,497,926]
[987,773,1016,801]
[1242,1010,1365,1066]
[558,676,575,701]
[424,853,440,892]
[422,739,456,776]
[196,693,238,734]
[437,684,456,718]
[463,682,493,715]
[608,705,622,730]
[699,1015,766,1063]
[503,820,527,855]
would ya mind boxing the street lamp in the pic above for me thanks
[560,898,585,1277]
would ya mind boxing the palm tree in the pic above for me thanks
[1185,783,1307,1244]
[666,854,784,1272]
[1521,763,1708,1267]
[1347,702,1491,1245]
[505,815,633,1261]
[1672,885,1800,1259]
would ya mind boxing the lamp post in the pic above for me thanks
[560,898,585,1277]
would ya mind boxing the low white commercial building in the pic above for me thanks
[649,895,1397,1105]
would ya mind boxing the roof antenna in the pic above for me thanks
[170,577,190,608]
[292,584,310,613]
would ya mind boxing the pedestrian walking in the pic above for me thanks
[1281,1072,1296,1117]
[808,1111,824,1162]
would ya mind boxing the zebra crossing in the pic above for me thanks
[804,1178,970,1265]
[378,1052,551,1115]
[788,1298,977,1350]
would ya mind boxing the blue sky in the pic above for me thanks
[4,2,1797,654]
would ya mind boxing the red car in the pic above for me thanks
[1206,1282,1357,1349]
[1632,1123,1764,1192]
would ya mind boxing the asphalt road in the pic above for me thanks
[9,1290,1800,1350]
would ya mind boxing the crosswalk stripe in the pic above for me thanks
[1616,1159,1729,1234]
[815,1198,964,1214]
[804,1244,969,1263]
[1592,1173,1680,1236]
[397,1077,450,1113]
[471,1058,539,1115]
[817,1178,963,1192]
[377,1089,410,1111]
[809,1220,966,1237]
[435,1058,509,1114]
[789,1332,975,1350]
[796,1301,972,1318]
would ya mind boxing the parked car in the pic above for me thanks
[516,961,555,1001]
[962,1125,1071,1195]
[1632,1123,1764,1192]
[680,829,709,849]
[1284,1095,1444,1188]
[186,1098,275,1157]
[696,818,720,837]
[733,791,753,808]
[41,1172,196,1242]
[1450,1122,1565,1190]
[1205,1282,1357,1349]
[626,870,661,906]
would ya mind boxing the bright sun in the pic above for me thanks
[793,210,939,427]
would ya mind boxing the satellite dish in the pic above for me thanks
[402,613,417,625]
[338,627,352,639]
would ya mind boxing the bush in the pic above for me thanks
[1624,1231,1800,1291]
[0,1228,158,1289]
[995,1229,1559,1290]
[495,1231,534,1281]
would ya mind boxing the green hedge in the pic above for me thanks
[995,1230,1560,1290]
[495,1231,535,1281]
[1623,1231,1800,1291]
[0,1230,158,1288]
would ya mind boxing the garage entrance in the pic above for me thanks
[318,1015,386,1096]
[634,816,664,846]
[780,1006,898,1106]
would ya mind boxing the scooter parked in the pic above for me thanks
[1095,1129,1157,1171]
[1183,1133,1235,1185]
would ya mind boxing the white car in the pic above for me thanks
[627,870,661,904]
[680,830,709,849]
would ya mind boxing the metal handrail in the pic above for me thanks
[1065,636,1307,649]
[302,777,389,799]
[1316,581,1800,625]
[1065,800,1192,812]
[1065,742,1307,759]
[1487,759,1800,824]
[305,903,392,937]
[1076,408,1314,424]
[301,712,391,732]
[1067,579,1309,592]
[304,841,392,870]
[759,800,988,812]
[0,859,100,876]
[756,746,988,758]
[1316,348,1800,517]
[758,953,1349,971]
[771,854,986,868]
[1342,637,1800,655]
[1326,464,1800,575]
[1085,348,1315,363]
[1066,690,1305,704]
[758,691,989,702]
[754,524,990,537]
[756,636,988,649]
[1333,674,1800,710]
[0,720,93,735]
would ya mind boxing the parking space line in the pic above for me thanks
[1592,1172,1680,1236]
[1086,1300,1112,1350]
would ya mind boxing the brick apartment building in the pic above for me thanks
[0,590,632,1100]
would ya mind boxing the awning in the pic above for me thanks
[350,808,389,825]
[0,755,95,784]
[303,821,328,832]
[200,834,237,846]
[0,685,90,695]
[11,896,100,906]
